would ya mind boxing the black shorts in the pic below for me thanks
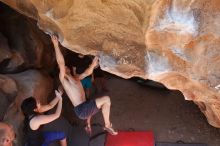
[74,100,99,120]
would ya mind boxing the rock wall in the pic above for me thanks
[0,3,55,145]
[146,0,220,128]
[0,3,55,73]
[1,0,220,128]
[0,74,17,120]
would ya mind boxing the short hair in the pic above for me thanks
[21,97,37,117]
[0,122,15,146]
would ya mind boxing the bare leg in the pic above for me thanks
[95,96,117,135]
[87,116,92,127]
[60,138,67,146]
[85,116,92,135]
[95,96,111,127]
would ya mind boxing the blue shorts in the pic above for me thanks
[42,131,66,146]
[81,77,92,89]
[74,100,99,120]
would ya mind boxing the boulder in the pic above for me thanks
[1,0,220,128]
[0,33,12,63]
[0,3,55,73]
[0,74,17,120]
[146,0,220,128]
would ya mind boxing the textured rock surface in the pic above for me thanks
[146,0,220,128]
[1,0,220,128]
[0,0,154,77]
[0,33,12,63]
[0,74,17,120]
[0,4,55,146]
[0,4,55,73]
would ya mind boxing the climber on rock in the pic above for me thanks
[51,35,118,135]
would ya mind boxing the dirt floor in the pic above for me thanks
[90,76,220,146]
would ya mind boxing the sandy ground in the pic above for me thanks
[90,76,220,146]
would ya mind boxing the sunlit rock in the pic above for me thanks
[146,0,220,127]
[1,0,220,128]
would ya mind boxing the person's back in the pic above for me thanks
[21,93,67,146]
[24,114,43,146]
[61,71,86,106]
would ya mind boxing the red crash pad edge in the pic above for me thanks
[105,131,155,146]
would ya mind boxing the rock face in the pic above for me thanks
[1,0,220,128]
[0,3,55,73]
[0,0,154,77]
[0,4,55,145]
[146,0,220,128]
[0,74,17,120]
[0,33,12,64]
